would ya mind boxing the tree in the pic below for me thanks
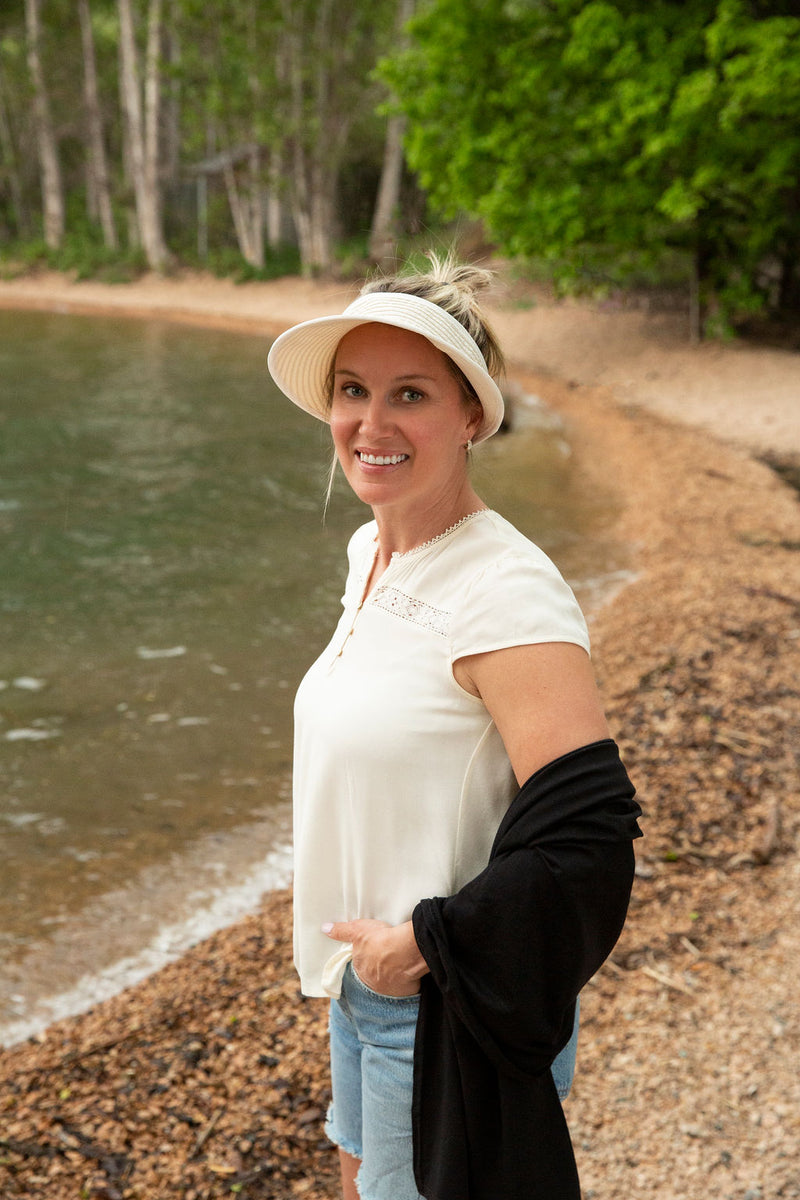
[279,0,398,275]
[0,49,28,238]
[223,143,266,268]
[118,0,168,269]
[79,0,118,249]
[174,0,285,268]
[0,0,412,275]
[280,0,344,274]
[180,0,399,277]
[369,0,415,267]
[381,0,800,330]
[24,0,65,248]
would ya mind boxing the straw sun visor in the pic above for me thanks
[267,291,504,444]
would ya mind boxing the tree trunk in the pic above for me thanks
[118,0,147,250]
[282,0,336,276]
[78,0,118,250]
[222,149,265,269]
[118,29,137,249]
[243,1,264,267]
[266,147,283,248]
[163,19,181,188]
[689,247,701,345]
[0,61,28,238]
[24,0,65,250]
[248,145,265,269]
[368,0,414,266]
[143,0,167,268]
[308,160,334,272]
[690,236,717,342]
[368,110,407,267]
[224,160,254,264]
[118,0,167,270]
[283,8,311,274]
[778,253,800,312]
[291,141,335,276]
[196,173,208,261]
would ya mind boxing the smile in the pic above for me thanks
[357,452,409,466]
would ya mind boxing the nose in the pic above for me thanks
[358,394,395,439]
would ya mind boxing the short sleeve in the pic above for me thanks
[449,551,590,664]
[346,520,378,569]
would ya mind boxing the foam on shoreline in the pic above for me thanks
[1,834,293,1049]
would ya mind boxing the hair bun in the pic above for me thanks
[361,251,504,378]
[423,252,493,298]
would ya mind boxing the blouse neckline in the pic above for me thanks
[387,509,492,561]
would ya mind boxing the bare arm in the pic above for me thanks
[325,640,609,994]
[453,640,609,785]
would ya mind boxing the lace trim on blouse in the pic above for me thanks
[370,585,452,637]
[390,510,489,559]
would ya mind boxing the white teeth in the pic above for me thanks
[359,453,408,466]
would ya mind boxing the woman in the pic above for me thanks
[267,256,642,1200]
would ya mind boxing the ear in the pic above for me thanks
[465,399,484,443]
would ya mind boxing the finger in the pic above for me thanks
[321,921,352,941]
[322,918,387,942]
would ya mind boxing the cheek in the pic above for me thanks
[329,412,353,456]
[328,403,346,436]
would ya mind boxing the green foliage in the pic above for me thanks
[381,0,800,329]
[174,0,284,158]
[52,239,147,283]
[0,228,147,282]
[332,234,371,279]
[202,242,302,283]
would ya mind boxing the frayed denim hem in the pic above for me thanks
[325,1102,363,1161]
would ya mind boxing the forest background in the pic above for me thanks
[1,0,800,340]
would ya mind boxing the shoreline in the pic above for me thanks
[1,271,798,1199]
[0,830,294,1051]
[0,267,797,464]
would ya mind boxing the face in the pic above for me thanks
[329,323,482,518]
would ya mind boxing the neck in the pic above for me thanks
[371,485,487,566]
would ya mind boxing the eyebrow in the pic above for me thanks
[333,368,437,382]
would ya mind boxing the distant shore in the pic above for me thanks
[1,269,798,1200]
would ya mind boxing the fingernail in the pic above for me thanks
[321,922,334,934]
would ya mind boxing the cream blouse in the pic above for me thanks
[292,509,591,997]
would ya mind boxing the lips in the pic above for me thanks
[356,451,409,466]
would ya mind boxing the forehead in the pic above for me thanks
[334,322,449,372]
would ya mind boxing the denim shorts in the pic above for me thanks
[326,962,579,1200]
[326,962,423,1200]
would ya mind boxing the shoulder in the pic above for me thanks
[346,520,378,566]
[455,509,555,561]
[449,512,590,657]
[456,511,578,595]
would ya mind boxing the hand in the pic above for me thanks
[322,918,428,997]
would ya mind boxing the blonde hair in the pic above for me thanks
[360,252,505,380]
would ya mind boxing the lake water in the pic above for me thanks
[0,308,629,1045]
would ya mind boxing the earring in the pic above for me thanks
[465,439,473,452]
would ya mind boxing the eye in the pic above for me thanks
[399,387,424,403]
[340,382,366,399]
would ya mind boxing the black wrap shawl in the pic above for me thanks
[411,739,643,1200]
